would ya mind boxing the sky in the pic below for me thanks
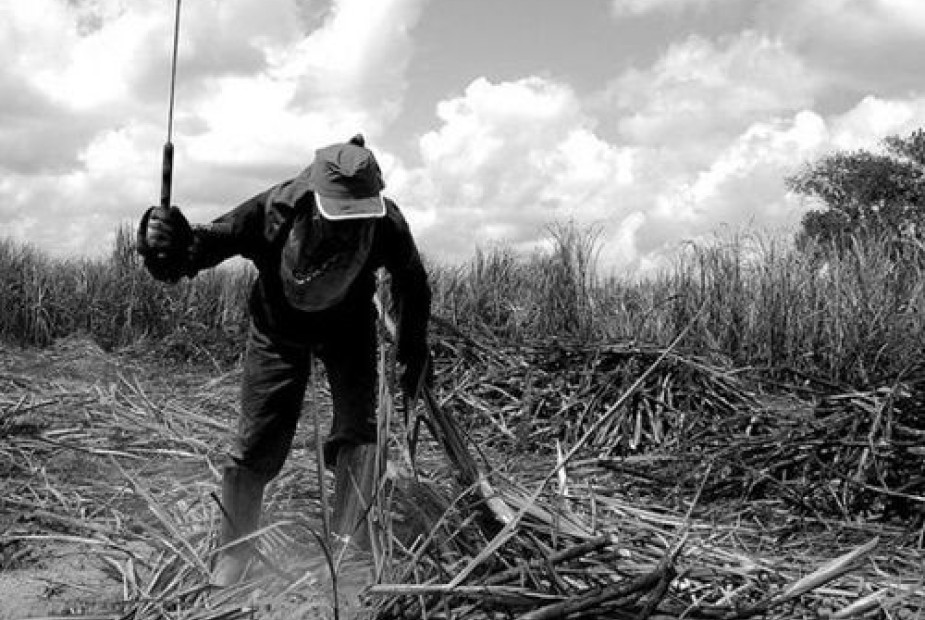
[3,0,925,273]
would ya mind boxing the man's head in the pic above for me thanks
[279,135,386,312]
[307,134,386,221]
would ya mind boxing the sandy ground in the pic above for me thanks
[0,337,380,619]
[0,542,127,619]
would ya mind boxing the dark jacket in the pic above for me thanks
[188,175,431,363]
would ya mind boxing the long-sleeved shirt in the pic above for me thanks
[188,174,431,362]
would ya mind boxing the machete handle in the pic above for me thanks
[160,141,174,209]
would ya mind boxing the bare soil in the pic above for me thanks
[0,542,127,619]
[0,337,392,619]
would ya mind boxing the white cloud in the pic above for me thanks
[0,0,429,256]
[829,96,925,151]
[715,1,925,101]
[603,32,816,152]
[178,0,428,213]
[396,67,925,273]
[2,0,925,274]
[668,111,827,236]
[279,0,424,108]
[0,121,165,255]
[611,0,734,16]
[611,0,925,105]
[628,97,925,265]
[393,77,635,263]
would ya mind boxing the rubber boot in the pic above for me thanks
[331,443,378,554]
[211,465,264,588]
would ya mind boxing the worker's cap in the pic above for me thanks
[307,135,386,220]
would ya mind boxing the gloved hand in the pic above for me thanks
[399,345,433,401]
[136,205,194,282]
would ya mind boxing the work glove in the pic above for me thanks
[399,344,433,402]
[136,205,194,283]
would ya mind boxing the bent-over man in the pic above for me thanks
[136,135,431,586]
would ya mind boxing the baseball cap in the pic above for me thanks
[307,135,386,220]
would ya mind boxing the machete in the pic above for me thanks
[158,0,182,214]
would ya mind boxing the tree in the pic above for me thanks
[787,129,925,249]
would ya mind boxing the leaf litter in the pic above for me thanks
[0,332,922,619]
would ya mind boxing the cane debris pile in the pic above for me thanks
[434,333,925,522]
[365,331,924,619]
[0,335,922,619]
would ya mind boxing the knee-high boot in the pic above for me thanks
[211,465,265,587]
[331,443,378,553]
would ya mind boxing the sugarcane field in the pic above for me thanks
[1,223,923,620]
[4,3,925,619]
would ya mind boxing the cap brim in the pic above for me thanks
[316,194,386,221]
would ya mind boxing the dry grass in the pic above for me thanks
[429,228,925,387]
[0,231,252,366]
[1,225,923,618]
[366,325,923,619]
[3,224,923,387]
[1,330,922,619]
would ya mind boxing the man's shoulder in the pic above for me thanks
[269,176,313,210]
[383,196,400,213]
[370,197,418,265]
[381,197,409,228]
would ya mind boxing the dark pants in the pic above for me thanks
[229,307,378,482]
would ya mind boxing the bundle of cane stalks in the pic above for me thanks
[430,325,925,523]
[364,326,923,619]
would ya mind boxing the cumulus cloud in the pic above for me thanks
[611,0,925,108]
[392,24,925,274]
[574,30,823,265]
[637,111,827,250]
[389,31,825,270]
[828,96,925,151]
[0,0,428,255]
[719,1,925,100]
[396,66,820,272]
[3,0,925,276]
[392,77,635,263]
[600,32,817,157]
[621,96,925,269]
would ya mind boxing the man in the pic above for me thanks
[136,135,431,587]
